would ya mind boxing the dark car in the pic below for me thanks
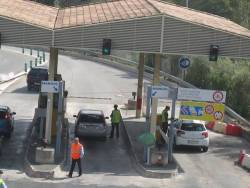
[27,67,48,91]
[0,106,16,138]
[73,109,108,140]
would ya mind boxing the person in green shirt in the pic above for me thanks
[110,104,122,138]
[0,170,7,188]
[161,105,170,140]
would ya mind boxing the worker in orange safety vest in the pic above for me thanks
[68,137,84,178]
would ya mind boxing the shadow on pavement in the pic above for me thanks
[10,86,39,94]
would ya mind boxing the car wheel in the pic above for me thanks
[202,146,208,152]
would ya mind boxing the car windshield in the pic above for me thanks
[78,114,104,123]
[0,111,7,119]
[181,123,205,131]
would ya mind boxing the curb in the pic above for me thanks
[121,122,179,178]
[0,72,27,85]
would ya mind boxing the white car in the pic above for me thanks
[173,119,209,152]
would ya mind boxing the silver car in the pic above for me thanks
[74,109,108,139]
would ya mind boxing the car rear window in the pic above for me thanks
[181,123,205,131]
[0,111,7,119]
[29,69,48,76]
[78,114,104,124]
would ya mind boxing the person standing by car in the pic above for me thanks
[68,137,84,178]
[161,106,170,144]
[109,104,122,138]
[0,170,7,188]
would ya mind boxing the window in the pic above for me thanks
[181,123,205,131]
[0,110,7,119]
[78,114,104,124]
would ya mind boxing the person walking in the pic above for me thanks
[68,137,84,178]
[0,170,7,188]
[109,104,122,138]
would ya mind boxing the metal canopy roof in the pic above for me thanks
[0,0,250,58]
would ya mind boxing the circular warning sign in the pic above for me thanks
[213,91,224,102]
[214,111,224,121]
[205,104,214,114]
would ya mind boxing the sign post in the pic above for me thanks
[42,80,59,144]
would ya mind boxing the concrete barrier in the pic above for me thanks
[213,121,227,134]
[242,154,250,170]
[206,121,215,130]
[225,123,243,137]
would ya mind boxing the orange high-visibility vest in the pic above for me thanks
[71,143,83,159]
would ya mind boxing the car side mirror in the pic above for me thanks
[12,112,16,115]
[73,115,77,118]
[105,117,109,119]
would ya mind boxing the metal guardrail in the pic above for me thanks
[81,49,250,128]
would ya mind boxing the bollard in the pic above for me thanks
[24,63,27,72]
[22,48,25,54]
[30,49,33,56]
[39,58,42,64]
[30,60,33,69]
[37,50,40,57]
[35,58,38,66]
[43,52,45,62]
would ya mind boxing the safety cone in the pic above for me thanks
[239,149,246,166]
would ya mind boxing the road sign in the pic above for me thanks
[41,81,59,93]
[179,101,225,121]
[177,87,226,103]
[179,57,191,69]
[151,86,169,98]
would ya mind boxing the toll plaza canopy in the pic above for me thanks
[0,0,250,58]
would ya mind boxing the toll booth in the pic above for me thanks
[142,84,177,165]
[32,74,68,163]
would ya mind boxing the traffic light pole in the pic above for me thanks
[136,53,145,118]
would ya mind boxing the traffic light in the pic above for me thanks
[102,39,111,55]
[209,45,219,61]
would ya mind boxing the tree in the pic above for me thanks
[185,57,211,89]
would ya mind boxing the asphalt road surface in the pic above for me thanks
[0,51,250,188]
[0,47,36,81]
